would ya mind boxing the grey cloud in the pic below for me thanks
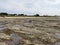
[0,0,60,15]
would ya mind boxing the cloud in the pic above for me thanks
[0,0,60,15]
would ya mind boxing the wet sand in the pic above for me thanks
[0,17,60,45]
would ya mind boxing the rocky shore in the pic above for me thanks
[0,17,60,45]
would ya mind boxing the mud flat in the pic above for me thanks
[0,17,60,45]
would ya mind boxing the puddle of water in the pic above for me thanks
[47,42,60,45]
[0,24,5,30]
[55,42,60,45]
[55,33,60,39]
[0,21,7,30]
[51,33,60,45]
[0,25,4,28]
[10,33,22,45]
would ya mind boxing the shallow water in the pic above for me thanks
[10,33,23,45]
[0,24,5,30]
[55,42,60,45]
[0,21,60,45]
[55,33,60,39]
[54,33,60,45]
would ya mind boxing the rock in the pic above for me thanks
[2,28,14,35]
[39,33,57,44]
[0,33,11,40]
[11,25,20,30]
[0,42,8,45]
[23,23,34,28]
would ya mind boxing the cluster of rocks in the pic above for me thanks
[0,18,60,45]
[0,26,58,45]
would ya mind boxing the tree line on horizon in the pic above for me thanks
[0,12,57,17]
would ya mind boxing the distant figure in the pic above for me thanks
[28,20,32,23]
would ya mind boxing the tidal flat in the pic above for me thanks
[0,17,60,45]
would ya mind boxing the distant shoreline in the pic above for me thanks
[0,16,59,18]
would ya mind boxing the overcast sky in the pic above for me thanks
[0,0,60,15]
